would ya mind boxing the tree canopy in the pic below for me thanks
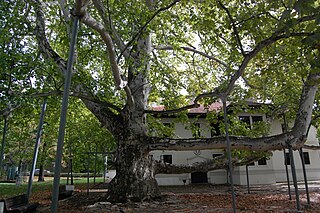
[1,0,320,202]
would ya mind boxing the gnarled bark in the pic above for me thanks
[148,133,296,152]
[155,155,264,174]
[107,136,160,202]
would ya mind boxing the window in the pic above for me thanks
[211,122,221,137]
[192,123,201,138]
[239,116,250,127]
[163,123,173,137]
[239,115,263,129]
[285,153,290,165]
[258,157,267,165]
[281,123,288,133]
[161,155,172,164]
[252,116,263,123]
[302,152,310,165]
[212,153,223,159]
[284,152,310,165]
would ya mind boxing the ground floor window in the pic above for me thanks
[212,153,223,158]
[284,152,310,165]
[302,152,310,164]
[285,153,290,165]
[191,172,208,184]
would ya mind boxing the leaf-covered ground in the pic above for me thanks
[33,182,320,212]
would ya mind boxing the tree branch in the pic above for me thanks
[117,0,181,63]
[34,0,67,73]
[217,0,245,56]
[32,90,123,113]
[91,0,129,59]
[74,1,134,107]
[223,32,315,97]
[235,12,279,26]
[147,68,319,152]
[147,132,303,152]
[155,154,267,174]
[303,145,320,150]
[155,156,234,174]
[154,45,229,68]
[58,0,71,35]
[81,98,123,134]
[292,71,320,137]
[145,103,200,115]
[241,76,262,89]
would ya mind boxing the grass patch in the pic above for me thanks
[0,177,105,198]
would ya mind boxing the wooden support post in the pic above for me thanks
[246,164,250,194]
[288,145,301,211]
[222,99,236,213]
[299,148,310,205]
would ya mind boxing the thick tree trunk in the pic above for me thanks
[106,136,160,203]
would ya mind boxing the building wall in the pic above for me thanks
[269,121,320,182]
[151,114,320,186]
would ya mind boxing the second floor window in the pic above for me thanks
[239,115,263,129]
[285,152,310,165]
[162,122,173,137]
[161,155,172,164]
[258,157,267,165]
[192,123,201,138]
[302,152,310,164]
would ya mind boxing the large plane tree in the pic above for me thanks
[4,0,320,202]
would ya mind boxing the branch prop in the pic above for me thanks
[74,0,134,106]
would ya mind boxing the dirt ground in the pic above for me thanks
[33,182,320,212]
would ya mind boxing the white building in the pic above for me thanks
[151,102,320,186]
